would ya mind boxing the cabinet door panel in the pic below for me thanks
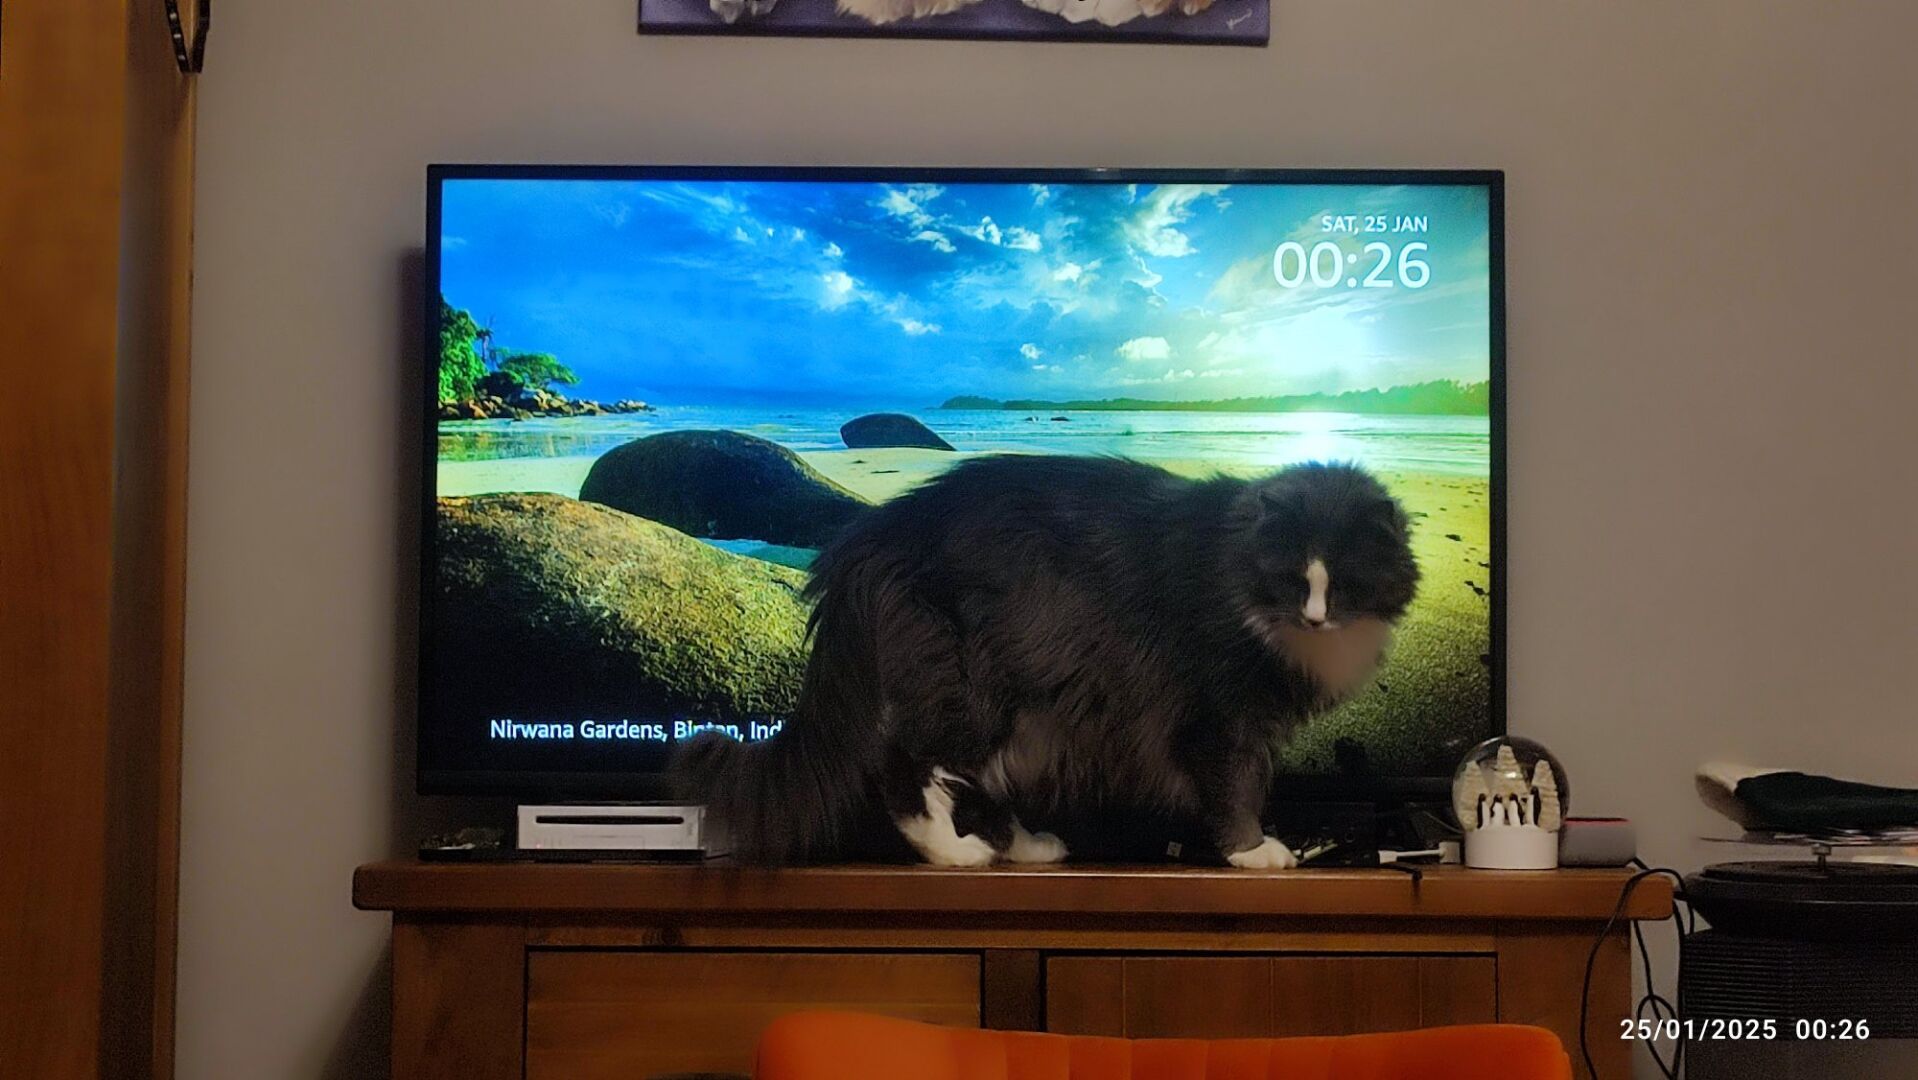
[1269,956,1423,1036]
[1044,956,1125,1037]
[528,951,979,1080]
[1121,957,1275,1038]
[1045,954,1496,1039]
[1417,955,1499,1026]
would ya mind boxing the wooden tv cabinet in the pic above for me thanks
[354,861,1670,1080]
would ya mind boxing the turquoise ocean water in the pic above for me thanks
[439,406,1491,478]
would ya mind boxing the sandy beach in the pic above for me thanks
[435,429,1492,778]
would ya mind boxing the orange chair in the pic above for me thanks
[755,1010,1573,1080]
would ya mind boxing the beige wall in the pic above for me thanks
[181,2,1918,1077]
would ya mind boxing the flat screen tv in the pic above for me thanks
[421,166,1503,801]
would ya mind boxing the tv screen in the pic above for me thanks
[421,167,1502,798]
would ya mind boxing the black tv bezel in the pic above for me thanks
[418,164,1506,801]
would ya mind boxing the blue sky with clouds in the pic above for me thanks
[440,178,1491,407]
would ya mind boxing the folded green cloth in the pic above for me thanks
[1698,763,1918,833]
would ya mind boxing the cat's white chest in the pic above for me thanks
[1264,618,1393,702]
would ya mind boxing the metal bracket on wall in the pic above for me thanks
[164,0,209,74]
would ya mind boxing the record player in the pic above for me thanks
[1685,856,1918,939]
[1684,852,1918,1055]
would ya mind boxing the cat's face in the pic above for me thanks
[1236,463,1419,633]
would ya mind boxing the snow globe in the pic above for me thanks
[1452,736,1567,870]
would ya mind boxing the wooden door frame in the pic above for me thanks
[0,1,196,1078]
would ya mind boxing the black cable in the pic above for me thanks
[163,0,212,74]
[1630,856,1695,1080]
[1579,863,1689,1080]
[1381,860,1423,884]
[1633,918,1681,1078]
[1669,878,1694,1077]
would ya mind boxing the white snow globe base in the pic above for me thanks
[1464,825,1560,870]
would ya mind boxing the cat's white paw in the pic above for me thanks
[1225,836,1298,870]
[1006,824,1069,864]
[896,768,999,867]
[919,833,998,867]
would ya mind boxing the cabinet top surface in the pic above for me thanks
[353,860,1672,921]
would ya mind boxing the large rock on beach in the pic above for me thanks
[579,429,869,547]
[839,412,954,451]
[433,493,809,720]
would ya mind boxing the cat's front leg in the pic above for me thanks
[1214,804,1298,870]
[1191,736,1298,869]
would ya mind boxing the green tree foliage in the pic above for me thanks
[476,370,526,400]
[437,297,486,403]
[498,352,579,392]
[437,299,580,404]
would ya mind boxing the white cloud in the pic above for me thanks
[912,230,957,254]
[879,190,916,217]
[733,225,754,244]
[1142,233,1192,257]
[878,183,945,227]
[1031,363,1061,373]
[665,186,742,217]
[592,201,633,229]
[1019,343,1043,361]
[790,227,807,241]
[1029,184,1053,205]
[820,270,858,309]
[1052,262,1083,283]
[954,216,1041,252]
[1126,184,1228,258]
[958,216,1004,246]
[1206,252,1285,310]
[1129,258,1164,290]
[1116,336,1173,362]
[823,241,845,258]
[821,272,938,334]
[441,236,468,250]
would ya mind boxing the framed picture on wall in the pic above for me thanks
[639,1,1270,46]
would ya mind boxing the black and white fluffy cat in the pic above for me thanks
[676,456,1418,868]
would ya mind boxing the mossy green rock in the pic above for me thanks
[579,429,870,547]
[434,493,809,720]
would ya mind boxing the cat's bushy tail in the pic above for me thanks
[672,543,896,864]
